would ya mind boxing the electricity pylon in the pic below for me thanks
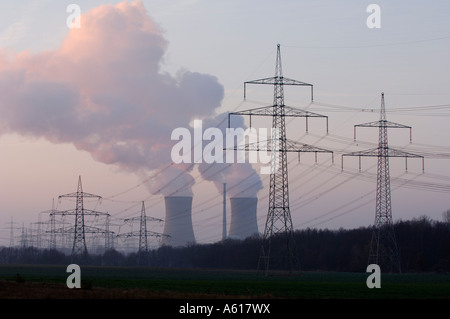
[6,217,17,248]
[228,44,333,275]
[119,201,166,265]
[222,182,227,241]
[342,93,424,273]
[58,176,103,257]
[139,202,148,253]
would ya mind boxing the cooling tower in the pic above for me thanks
[161,196,196,247]
[228,197,259,240]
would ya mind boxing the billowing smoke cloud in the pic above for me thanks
[0,1,262,198]
[198,113,264,198]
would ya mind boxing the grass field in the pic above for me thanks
[0,264,448,299]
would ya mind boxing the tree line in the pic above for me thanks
[1,216,449,273]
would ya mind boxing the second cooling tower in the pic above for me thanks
[228,197,259,240]
[161,196,196,247]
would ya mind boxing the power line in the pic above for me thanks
[282,34,450,49]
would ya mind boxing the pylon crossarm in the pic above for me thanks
[51,209,110,216]
[47,225,112,234]
[230,105,325,118]
[245,76,313,87]
[355,120,412,141]
[386,148,424,159]
[342,147,424,171]
[228,138,332,154]
[117,230,167,238]
[285,139,333,154]
[284,106,327,118]
[58,192,102,199]
[230,105,274,117]
[124,216,163,223]
[342,147,423,158]
[229,105,327,132]
[355,120,411,129]
[244,77,313,101]
[280,77,314,87]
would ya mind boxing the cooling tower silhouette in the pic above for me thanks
[228,197,259,240]
[161,196,196,247]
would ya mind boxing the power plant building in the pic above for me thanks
[228,197,259,240]
[161,196,196,247]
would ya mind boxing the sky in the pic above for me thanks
[0,0,449,248]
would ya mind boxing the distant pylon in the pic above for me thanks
[59,176,102,257]
[10,217,14,248]
[228,44,333,275]
[7,217,16,248]
[139,201,148,253]
[48,199,57,250]
[20,223,27,248]
[105,214,113,250]
[342,93,424,273]
[34,214,44,249]
[6,216,17,263]
[222,182,227,241]
[118,202,166,263]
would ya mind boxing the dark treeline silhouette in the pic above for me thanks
[1,217,449,273]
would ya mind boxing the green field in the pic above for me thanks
[0,264,449,299]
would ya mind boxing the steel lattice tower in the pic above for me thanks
[228,44,332,275]
[7,217,16,248]
[118,202,165,265]
[138,201,148,253]
[59,176,102,256]
[342,93,424,273]
[222,182,227,241]
[49,199,56,250]
[120,201,165,253]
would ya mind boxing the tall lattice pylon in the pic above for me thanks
[228,44,332,275]
[138,201,148,254]
[342,93,424,273]
[59,176,102,257]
